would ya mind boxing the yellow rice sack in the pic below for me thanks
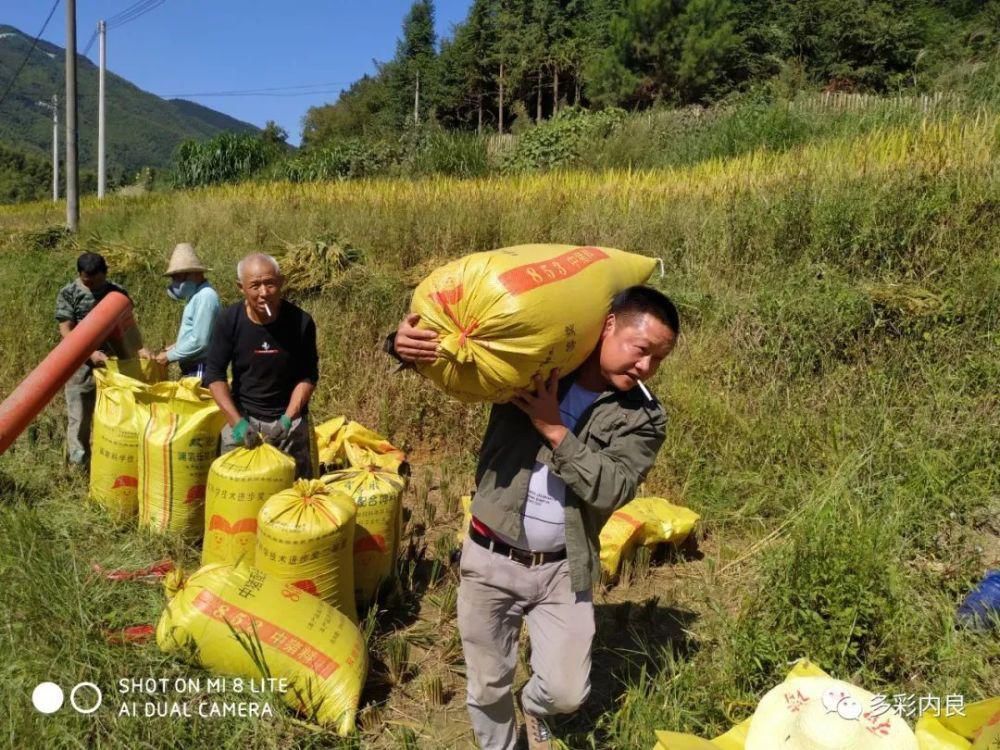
[915,697,1000,749]
[256,479,358,623]
[411,244,658,402]
[138,377,225,538]
[653,660,830,750]
[106,356,167,384]
[90,369,156,520]
[314,416,347,469]
[654,662,999,750]
[202,444,296,566]
[156,562,367,735]
[314,416,406,473]
[322,466,406,605]
[599,497,700,576]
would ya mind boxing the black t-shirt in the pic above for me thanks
[203,300,319,419]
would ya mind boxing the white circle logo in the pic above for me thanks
[32,682,64,714]
[70,682,102,714]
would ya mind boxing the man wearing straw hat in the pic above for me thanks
[152,243,221,379]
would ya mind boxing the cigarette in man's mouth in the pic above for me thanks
[637,379,653,401]
[264,303,273,318]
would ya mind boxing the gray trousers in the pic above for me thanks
[65,363,95,465]
[457,535,594,750]
[220,414,313,479]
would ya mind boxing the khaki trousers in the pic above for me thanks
[65,363,95,465]
[457,535,594,750]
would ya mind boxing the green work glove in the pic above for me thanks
[268,414,294,442]
[231,418,261,448]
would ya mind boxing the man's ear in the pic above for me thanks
[601,313,616,338]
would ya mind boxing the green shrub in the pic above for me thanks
[278,139,397,182]
[500,107,627,173]
[397,128,489,178]
[738,495,911,683]
[172,133,282,188]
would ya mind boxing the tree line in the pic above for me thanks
[302,0,999,146]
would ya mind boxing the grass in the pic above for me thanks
[0,104,998,748]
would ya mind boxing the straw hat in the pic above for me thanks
[745,677,918,750]
[164,243,210,276]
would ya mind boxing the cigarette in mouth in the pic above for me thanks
[637,380,652,401]
[263,303,272,318]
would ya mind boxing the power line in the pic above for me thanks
[106,0,152,26]
[82,28,98,57]
[161,82,354,98]
[107,0,166,29]
[82,0,165,59]
[164,90,347,99]
[0,0,62,109]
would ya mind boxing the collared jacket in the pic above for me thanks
[167,281,221,366]
[470,376,667,592]
[54,278,131,358]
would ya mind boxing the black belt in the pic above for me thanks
[469,526,567,567]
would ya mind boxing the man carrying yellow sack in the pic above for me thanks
[150,243,220,379]
[390,285,679,750]
[204,253,319,479]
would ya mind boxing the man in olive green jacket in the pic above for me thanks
[55,252,134,466]
[391,285,678,750]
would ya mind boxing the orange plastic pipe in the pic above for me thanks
[0,291,136,454]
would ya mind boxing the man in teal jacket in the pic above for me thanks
[391,285,679,750]
[153,243,221,379]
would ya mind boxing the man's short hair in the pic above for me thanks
[611,285,680,335]
[236,253,280,282]
[77,252,108,275]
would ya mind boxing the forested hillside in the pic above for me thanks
[303,0,1000,144]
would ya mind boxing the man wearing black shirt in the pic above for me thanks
[203,253,319,478]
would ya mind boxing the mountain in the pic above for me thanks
[0,24,259,180]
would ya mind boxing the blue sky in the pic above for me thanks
[6,0,472,144]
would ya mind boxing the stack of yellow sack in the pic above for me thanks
[411,244,658,403]
[138,378,225,538]
[202,444,296,566]
[599,497,700,576]
[255,479,359,623]
[323,466,407,606]
[156,562,367,736]
[314,416,406,473]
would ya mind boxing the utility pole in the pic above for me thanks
[51,94,58,201]
[97,20,106,199]
[38,96,59,201]
[413,69,420,126]
[65,0,79,231]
